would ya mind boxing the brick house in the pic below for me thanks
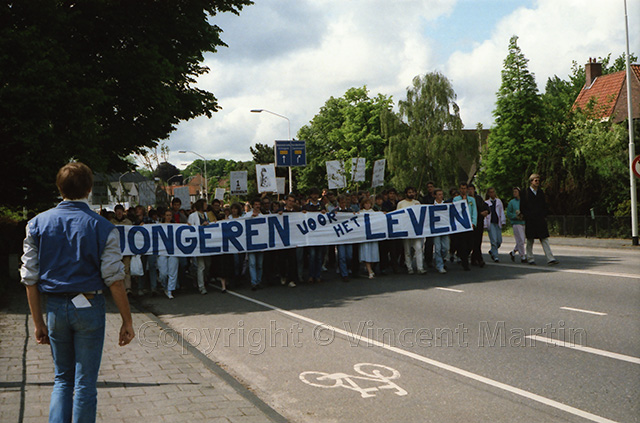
[572,58,640,122]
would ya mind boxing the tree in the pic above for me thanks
[296,87,394,192]
[0,0,252,209]
[153,162,181,184]
[480,36,546,197]
[537,52,639,215]
[386,72,471,192]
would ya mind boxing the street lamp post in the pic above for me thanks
[251,109,293,194]
[179,151,207,200]
[182,163,204,198]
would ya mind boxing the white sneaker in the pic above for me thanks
[438,268,447,274]
[280,277,287,285]
[164,290,174,299]
[288,281,297,288]
[199,288,208,295]
[407,269,414,275]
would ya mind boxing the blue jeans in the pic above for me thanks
[307,246,324,279]
[248,252,264,286]
[337,244,353,277]
[433,235,450,271]
[46,294,106,423]
[488,223,503,259]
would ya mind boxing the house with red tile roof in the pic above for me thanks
[572,58,640,123]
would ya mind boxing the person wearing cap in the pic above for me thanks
[21,162,134,422]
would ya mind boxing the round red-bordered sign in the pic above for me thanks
[634,155,640,179]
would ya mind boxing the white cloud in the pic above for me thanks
[446,0,638,128]
[162,0,638,167]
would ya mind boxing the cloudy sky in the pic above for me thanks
[164,0,639,168]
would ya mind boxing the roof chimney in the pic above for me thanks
[585,57,602,88]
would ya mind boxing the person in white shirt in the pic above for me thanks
[484,187,506,262]
[187,199,209,294]
[396,186,425,274]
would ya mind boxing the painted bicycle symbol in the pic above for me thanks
[299,363,408,398]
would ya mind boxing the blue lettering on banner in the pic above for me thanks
[199,225,221,254]
[116,226,126,251]
[342,221,353,233]
[221,221,244,252]
[350,216,361,227]
[246,217,267,251]
[128,226,150,255]
[364,214,385,240]
[406,207,427,236]
[450,202,471,231]
[176,226,197,254]
[268,216,290,248]
[152,225,174,255]
[317,214,327,226]
[296,220,310,235]
[334,224,344,237]
[326,211,337,223]
[429,205,449,234]
[386,210,408,238]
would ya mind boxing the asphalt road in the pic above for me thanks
[138,241,640,423]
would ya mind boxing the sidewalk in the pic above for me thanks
[497,235,639,250]
[0,290,287,423]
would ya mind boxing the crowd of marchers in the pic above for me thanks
[103,173,558,300]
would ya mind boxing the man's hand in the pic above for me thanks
[35,323,49,345]
[119,322,135,346]
[481,210,489,217]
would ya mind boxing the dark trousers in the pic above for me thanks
[423,237,434,267]
[380,239,401,271]
[471,223,485,264]
[453,231,473,269]
[280,248,299,283]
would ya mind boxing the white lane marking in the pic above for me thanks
[492,262,640,280]
[435,287,464,293]
[526,336,640,365]
[227,290,619,423]
[560,306,608,316]
[299,363,408,398]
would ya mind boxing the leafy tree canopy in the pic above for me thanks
[296,86,394,192]
[386,72,471,192]
[0,0,252,209]
[480,35,546,197]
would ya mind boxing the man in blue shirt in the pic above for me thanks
[21,162,134,422]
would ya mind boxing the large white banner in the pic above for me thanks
[117,203,472,257]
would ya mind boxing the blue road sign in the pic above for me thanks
[274,140,291,167]
[291,140,306,167]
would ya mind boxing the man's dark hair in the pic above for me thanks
[387,188,398,194]
[459,182,468,188]
[114,204,125,212]
[171,197,182,205]
[467,183,475,189]
[252,197,262,206]
[56,162,93,200]
[211,199,221,205]
[404,186,416,194]
[426,181,435,186]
